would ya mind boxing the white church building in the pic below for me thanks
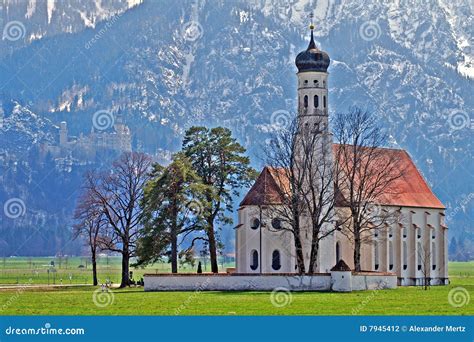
[235,26,448,287]
[145,24,448,292]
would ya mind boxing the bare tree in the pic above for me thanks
[73,189,106,286]
[299,122,340,273]
[417,242,432,290]
[264,120,307,273]
[332,107,406,271]
[263,118,339,274]
[85,152,152,287]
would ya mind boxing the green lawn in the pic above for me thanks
[0,262,472,315]
[0,256,232,285]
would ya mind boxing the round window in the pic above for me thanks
[250,218,260,230]
[271,218,282,230]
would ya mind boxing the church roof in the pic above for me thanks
[239,167,286,206]
[330,259,351,271]
[240,144,445,209]
[295,27,330,73]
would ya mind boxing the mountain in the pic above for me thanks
[0,0,472,257]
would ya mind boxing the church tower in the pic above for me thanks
[294,19,336,272]
[295,20,330,133]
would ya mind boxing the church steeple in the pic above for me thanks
[295,15,330,73]
[295,14,330,130]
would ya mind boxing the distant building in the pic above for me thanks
[43,117,132,169]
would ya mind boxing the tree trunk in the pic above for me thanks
[120,248,130,288]
[207,222,219,273]
[308,236,319,274]
[171,207,178,273]
[293,231,306,274]
[91,250,98,286]
[171,232,178,274]
[353,228,361,272]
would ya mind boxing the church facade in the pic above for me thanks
[235,27,448,286]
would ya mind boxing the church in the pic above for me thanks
[235,25,448,287]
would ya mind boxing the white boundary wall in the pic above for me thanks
[144,273,397,292]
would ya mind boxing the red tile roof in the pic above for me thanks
[240,144,444,209]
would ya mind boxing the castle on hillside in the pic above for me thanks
[42,118,132,170]
[234,25,448,286]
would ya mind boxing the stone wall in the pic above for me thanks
[144,273,397,292]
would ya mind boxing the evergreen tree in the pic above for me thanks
[136,154,207,273]
[182,127,256,273]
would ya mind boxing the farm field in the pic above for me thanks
[0,260,472,315]
[0,256,233,285]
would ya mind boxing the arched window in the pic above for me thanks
[314,95,319,108]
[250,250,258,271]
[304,95,308,108]
[374,241,379,271]
[250,218,260,230]
[389,241,394,270]
[432,242,436,270]
[271,218,282,230]
[271,250,281,270]
[323,96,326,108]
[336,241,341,262]
[313,80,318,86]
[417,242,422,271]
[403,241,408,270]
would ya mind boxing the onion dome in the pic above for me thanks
[295,24,330,73]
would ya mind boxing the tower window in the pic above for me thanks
[250,250,258,271]
[304,95,308,108]
[314,95,319,108]
[304,80,308,84]
[271,218,282,230]
[250,218,260,230]
[271,250,281,270]
[336,241,341,262]
[323,96,327,108]
[313,80,318,86]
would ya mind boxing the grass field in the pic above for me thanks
[0,259,472,315]
[0,256,233,285]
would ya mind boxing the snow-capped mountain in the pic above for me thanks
[0,0,472,256]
